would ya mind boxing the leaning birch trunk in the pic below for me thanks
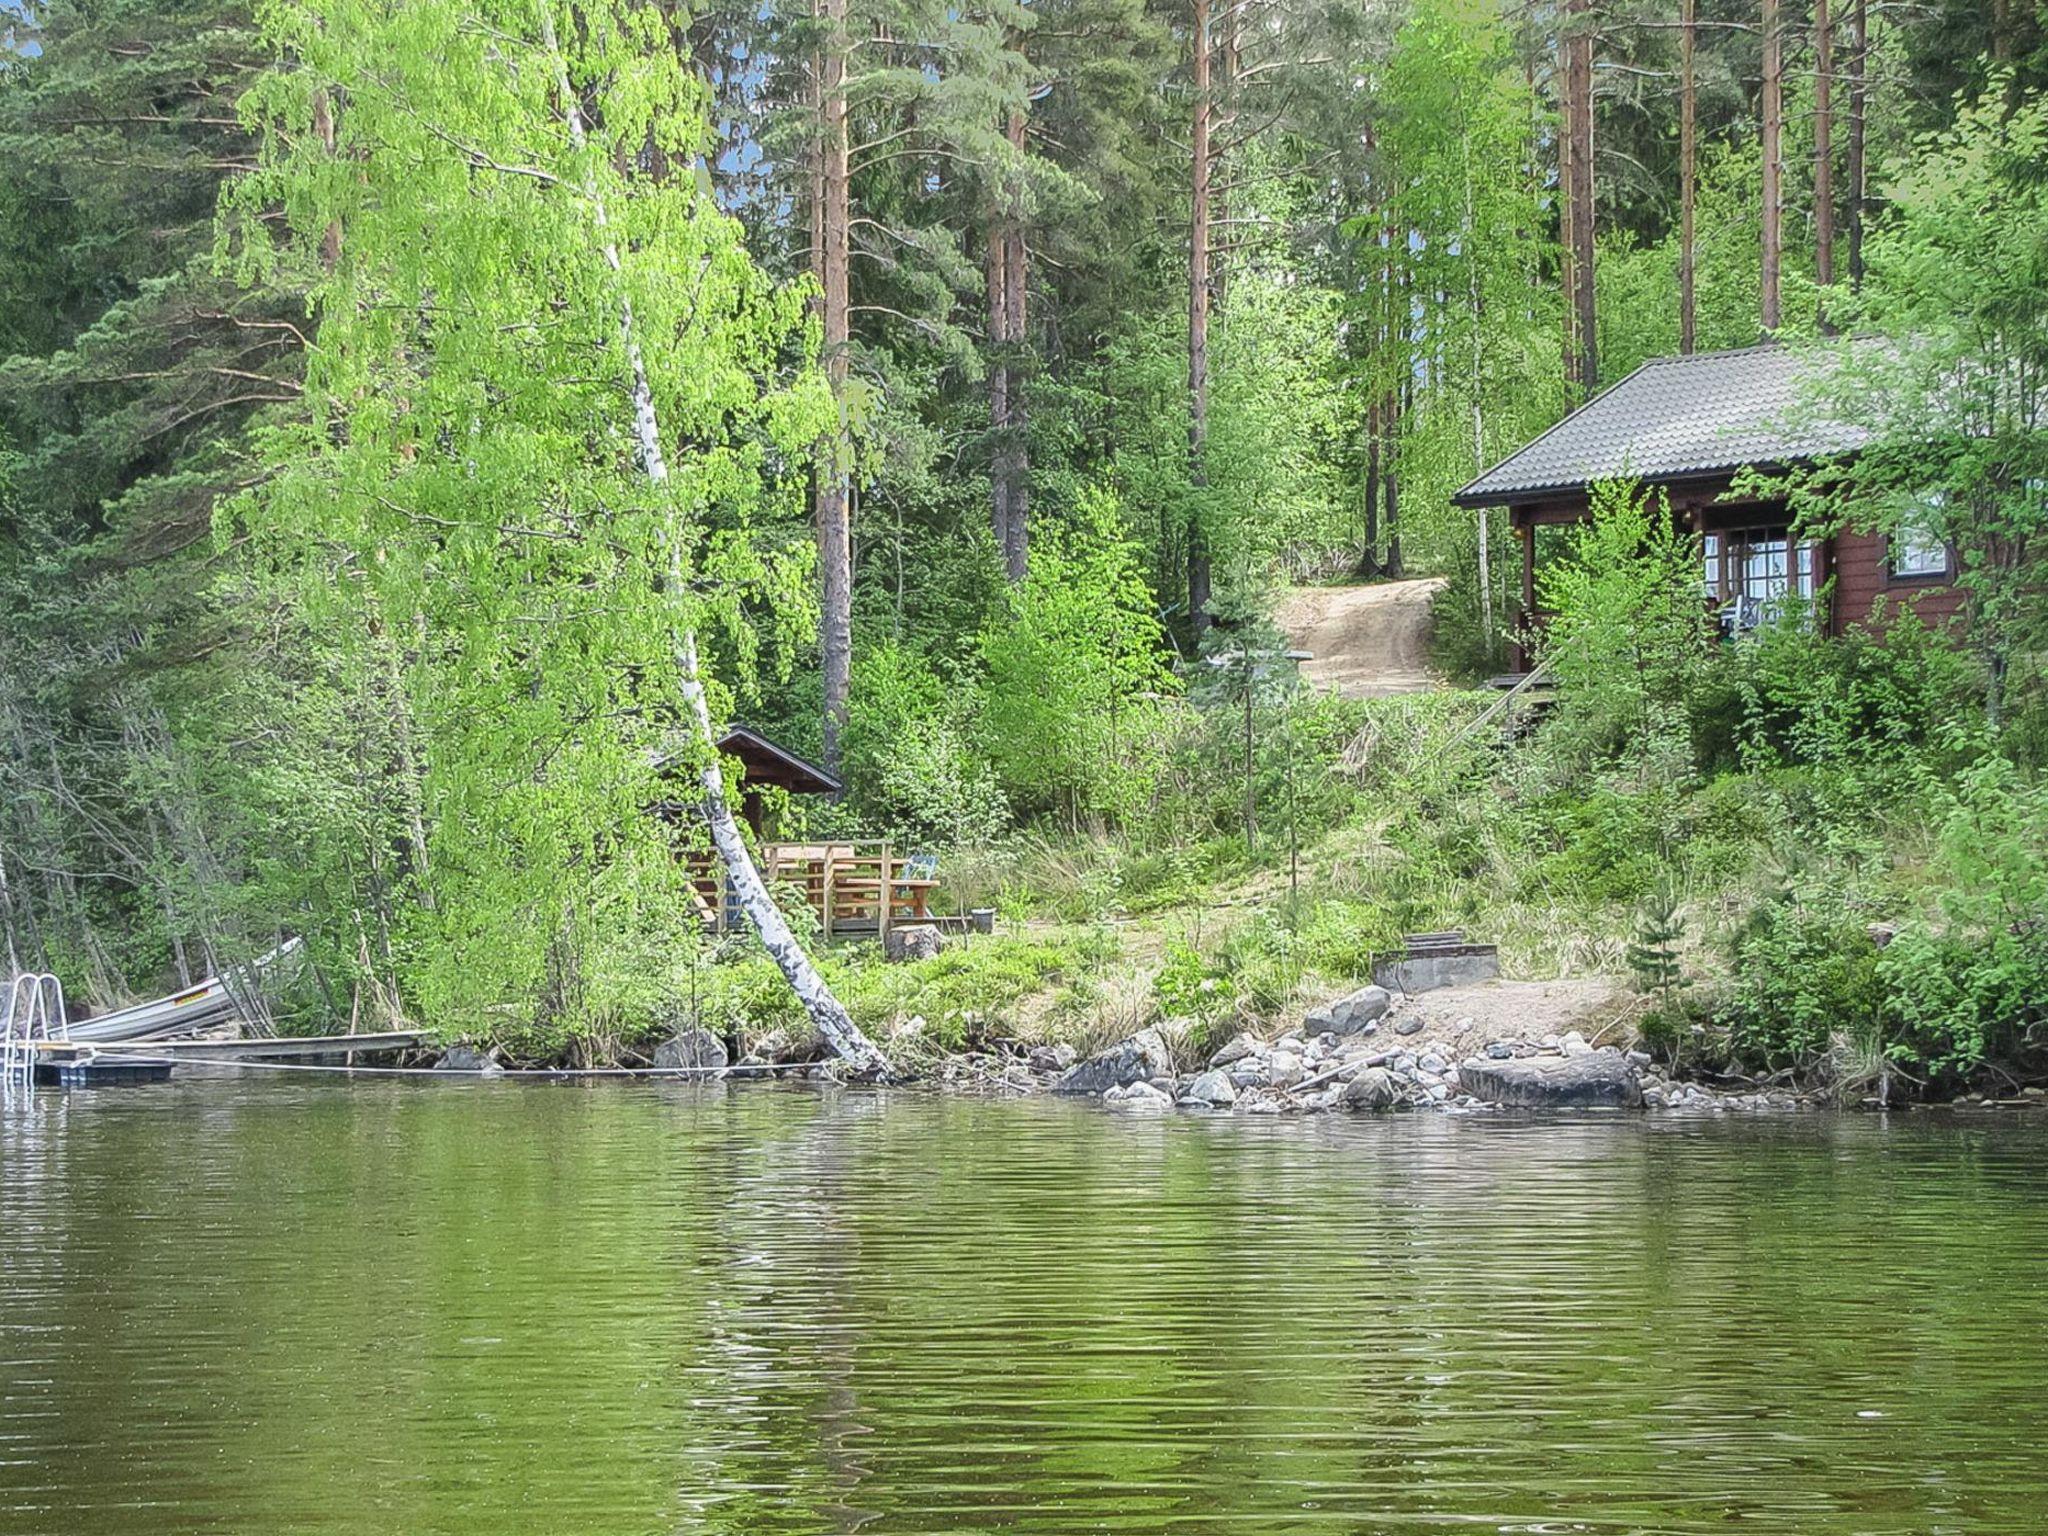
[536,3,889,1077]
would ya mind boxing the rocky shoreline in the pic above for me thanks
[921,982,1834,1115]
[461,979,2043,1116]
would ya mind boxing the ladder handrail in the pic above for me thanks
[3,971,69,1097]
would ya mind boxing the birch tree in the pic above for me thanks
[230,0,889,1071]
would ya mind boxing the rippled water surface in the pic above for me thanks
[4,1081,2047,1534]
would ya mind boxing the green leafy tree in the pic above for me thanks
[977,487,1175,823]
[1878,752,2048,1080]
[0,0,315,994]
[229,0,886,1066]
[1538,480,1709,788]
[1791,85,2048,728]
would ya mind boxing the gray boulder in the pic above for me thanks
[653,1027,729,1072]
[1267,1049,1306,1091]
[1304,984,1392,1037]
[1187,1069,1238,1106]
[750,1027,827,1065]
[1340,1067,1398,1111]
[1027,1043,1078,1074]
[433,1044,501,1074]
[883,925,945,963]
[1208,1032,1259,1068]
[1054,1028,1173,1096]
[1104,1080,1174,1112]
[1457,1047,1643,1110]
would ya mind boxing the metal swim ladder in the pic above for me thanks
[2,972,69,1098]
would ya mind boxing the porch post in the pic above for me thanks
[1514,519,1536,672]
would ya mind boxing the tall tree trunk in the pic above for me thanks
[1814,0,1835,308]
[1558,16,1578,388]
[539,4,887,1077]
[987,209,1011,571]
[0,849,22,977]
[1187,0,1213,634]
[1384,244,1407,579]
[999,110,1030,581]
[1463,139,1491,659]
[1847,0,1866,289]
[1562,0,1597,390]
[813,0,853,773]
[1383,410,1404,579]
[1761,0,1783,334]
[1679,0,1697,352]
[1356,396,1382,579]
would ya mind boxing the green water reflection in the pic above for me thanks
[2,1082,2044,1534]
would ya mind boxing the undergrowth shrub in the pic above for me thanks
[1692,611,1979,773]
[1877,753,2048,1081]
[1721,886,1889,1070]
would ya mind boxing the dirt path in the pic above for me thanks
[1274,578,1447,698]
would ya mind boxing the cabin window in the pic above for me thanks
[1706,529,1815,631]
[1890,492,1950,580]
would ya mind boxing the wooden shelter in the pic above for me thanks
[1453,344,1962,673]
[668,727,943,939]
[714,725,839,837]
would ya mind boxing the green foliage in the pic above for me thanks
[1878,754,2048,1080]
[1152,936,1235,1040]
[834,934,1082,1052]
[1625,880,1689,1011]
[1786,83,2048,724]
[976,489,1175,823]
[840,644,1008,847]
[1723,887,1889,1071]
[224,0,828,1033]
[1538,480,1709,787]
[1697,611,1980,773]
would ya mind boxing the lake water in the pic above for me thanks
[2,1080,2045,1534]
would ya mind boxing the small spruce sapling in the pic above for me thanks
[1627,879,1692,1053]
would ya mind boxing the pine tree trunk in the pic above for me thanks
[1187,0,1214,636]
[1557,20,1578,389]
[1814,0,1835,303]
[987,211,1011,569]
[1384,255,1407,579]
[1847,0,1866,289]
[0,851,22,977]
[538,5,887,1076]
[1761,0,1783,334]
[1383,417,1404,579]
[1562,0,1597,390]
[813,0,853,774]
[1679,0,1696,353]
[1000,110,1029,582]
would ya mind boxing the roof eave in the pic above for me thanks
[1450,455,1836,511]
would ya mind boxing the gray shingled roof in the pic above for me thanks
[1453,343,1865,506]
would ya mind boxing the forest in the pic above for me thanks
[1,0,2044,1094]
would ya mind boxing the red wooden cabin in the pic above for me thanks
[1453,344,1963,673]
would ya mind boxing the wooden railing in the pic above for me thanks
[686,841,938,939]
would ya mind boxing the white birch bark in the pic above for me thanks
[535,2,889,1077]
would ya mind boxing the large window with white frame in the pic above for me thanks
[1704,528,1816,632]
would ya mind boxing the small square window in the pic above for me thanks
[1891,491,1949,580]
[1890,528,1948,580]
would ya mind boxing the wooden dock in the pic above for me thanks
[32,1030,429,1085]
